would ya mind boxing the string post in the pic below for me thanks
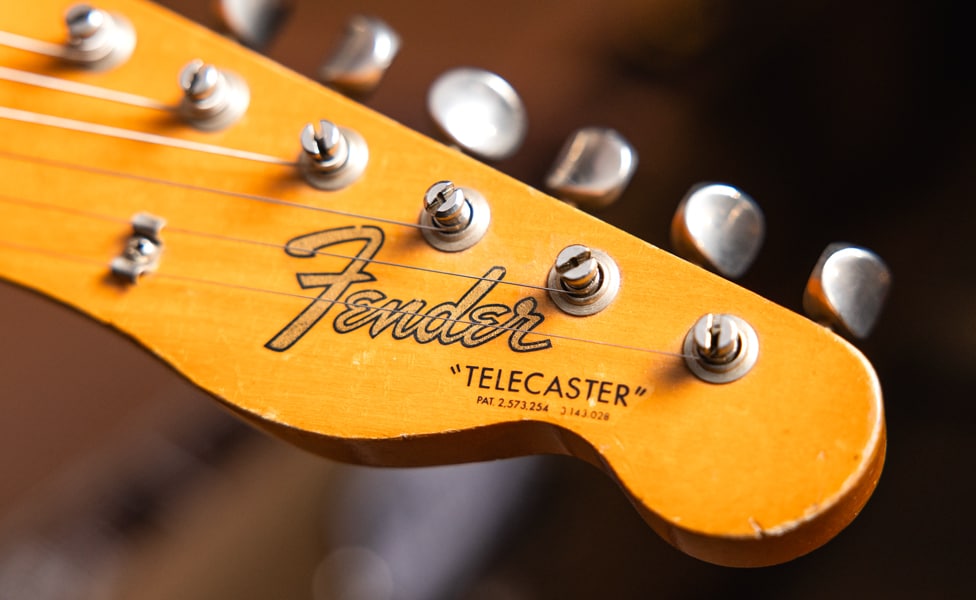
[419,181,490,252]
[554,245,601,295]
[547,244,620,316]
[298,119,368,190]
[66,4,104,39]
[423,181,470,233]
[692,314,741,364]
[301,120,349,172]
[63,4,135,70]
[181,62,221,100]
[683,313,759,384]
[178,59,250,131]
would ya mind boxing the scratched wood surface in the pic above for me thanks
[0,0,885,567]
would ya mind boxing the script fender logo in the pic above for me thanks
[266,225,552,353]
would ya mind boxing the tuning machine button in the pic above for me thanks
[63,4,136,70]
[215,0,292,50]
[427,68,527,161]
[178,59,250,131]
[804,243,891,339]
[670,183,765,279]
[545,127,637,211]
[319,16,400,98]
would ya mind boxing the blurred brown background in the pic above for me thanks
[1,0,973,598]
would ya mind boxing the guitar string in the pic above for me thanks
[0,106,295,166]
[0,147,436,232]
[0,193,564,295]
[0,152,590,295]
[0,30,66,58]
[0,66,171,110]
[0,67,690,357]
[0,74,441,231]
[0,237,690,359]
[0,106,680,334]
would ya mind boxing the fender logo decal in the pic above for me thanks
[266,225,552,353]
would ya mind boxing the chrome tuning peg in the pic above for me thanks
[545,127,637,211]
[670,183,765,279]
[319,16,400,97]
[427,68,527,161]
[63,4,136,70]
[803,243,891,339]
[298,119,369,190]
[178,59,250,131]
[215,0,292,50]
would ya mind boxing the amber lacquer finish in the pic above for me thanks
[0,0,884,566]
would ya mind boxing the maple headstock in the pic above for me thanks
[0,0,884,567]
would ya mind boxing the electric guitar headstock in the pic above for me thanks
[0,0,886,567]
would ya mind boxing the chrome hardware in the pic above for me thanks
[554,245,600,294]
[302,120,348,171]
[319,15,400,97]
[298,119,369,190]
[547,245,620,316]
[804,243,890,339]
[683,313,759,384]
[178,59,250,131]
[671,183,765,279]
[427,68,527,161]
[215,0,292,50]
[419,181,490,252]
[63,4,135,70]
[545,127,637,211]
[423,181,470,233]
[111,213,165,283]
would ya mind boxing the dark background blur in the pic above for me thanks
[1,0,973,598]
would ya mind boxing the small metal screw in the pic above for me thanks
[424,181,470,232]
[111,214,165,283]
[123,236,158,264]
[66,4,104,40]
